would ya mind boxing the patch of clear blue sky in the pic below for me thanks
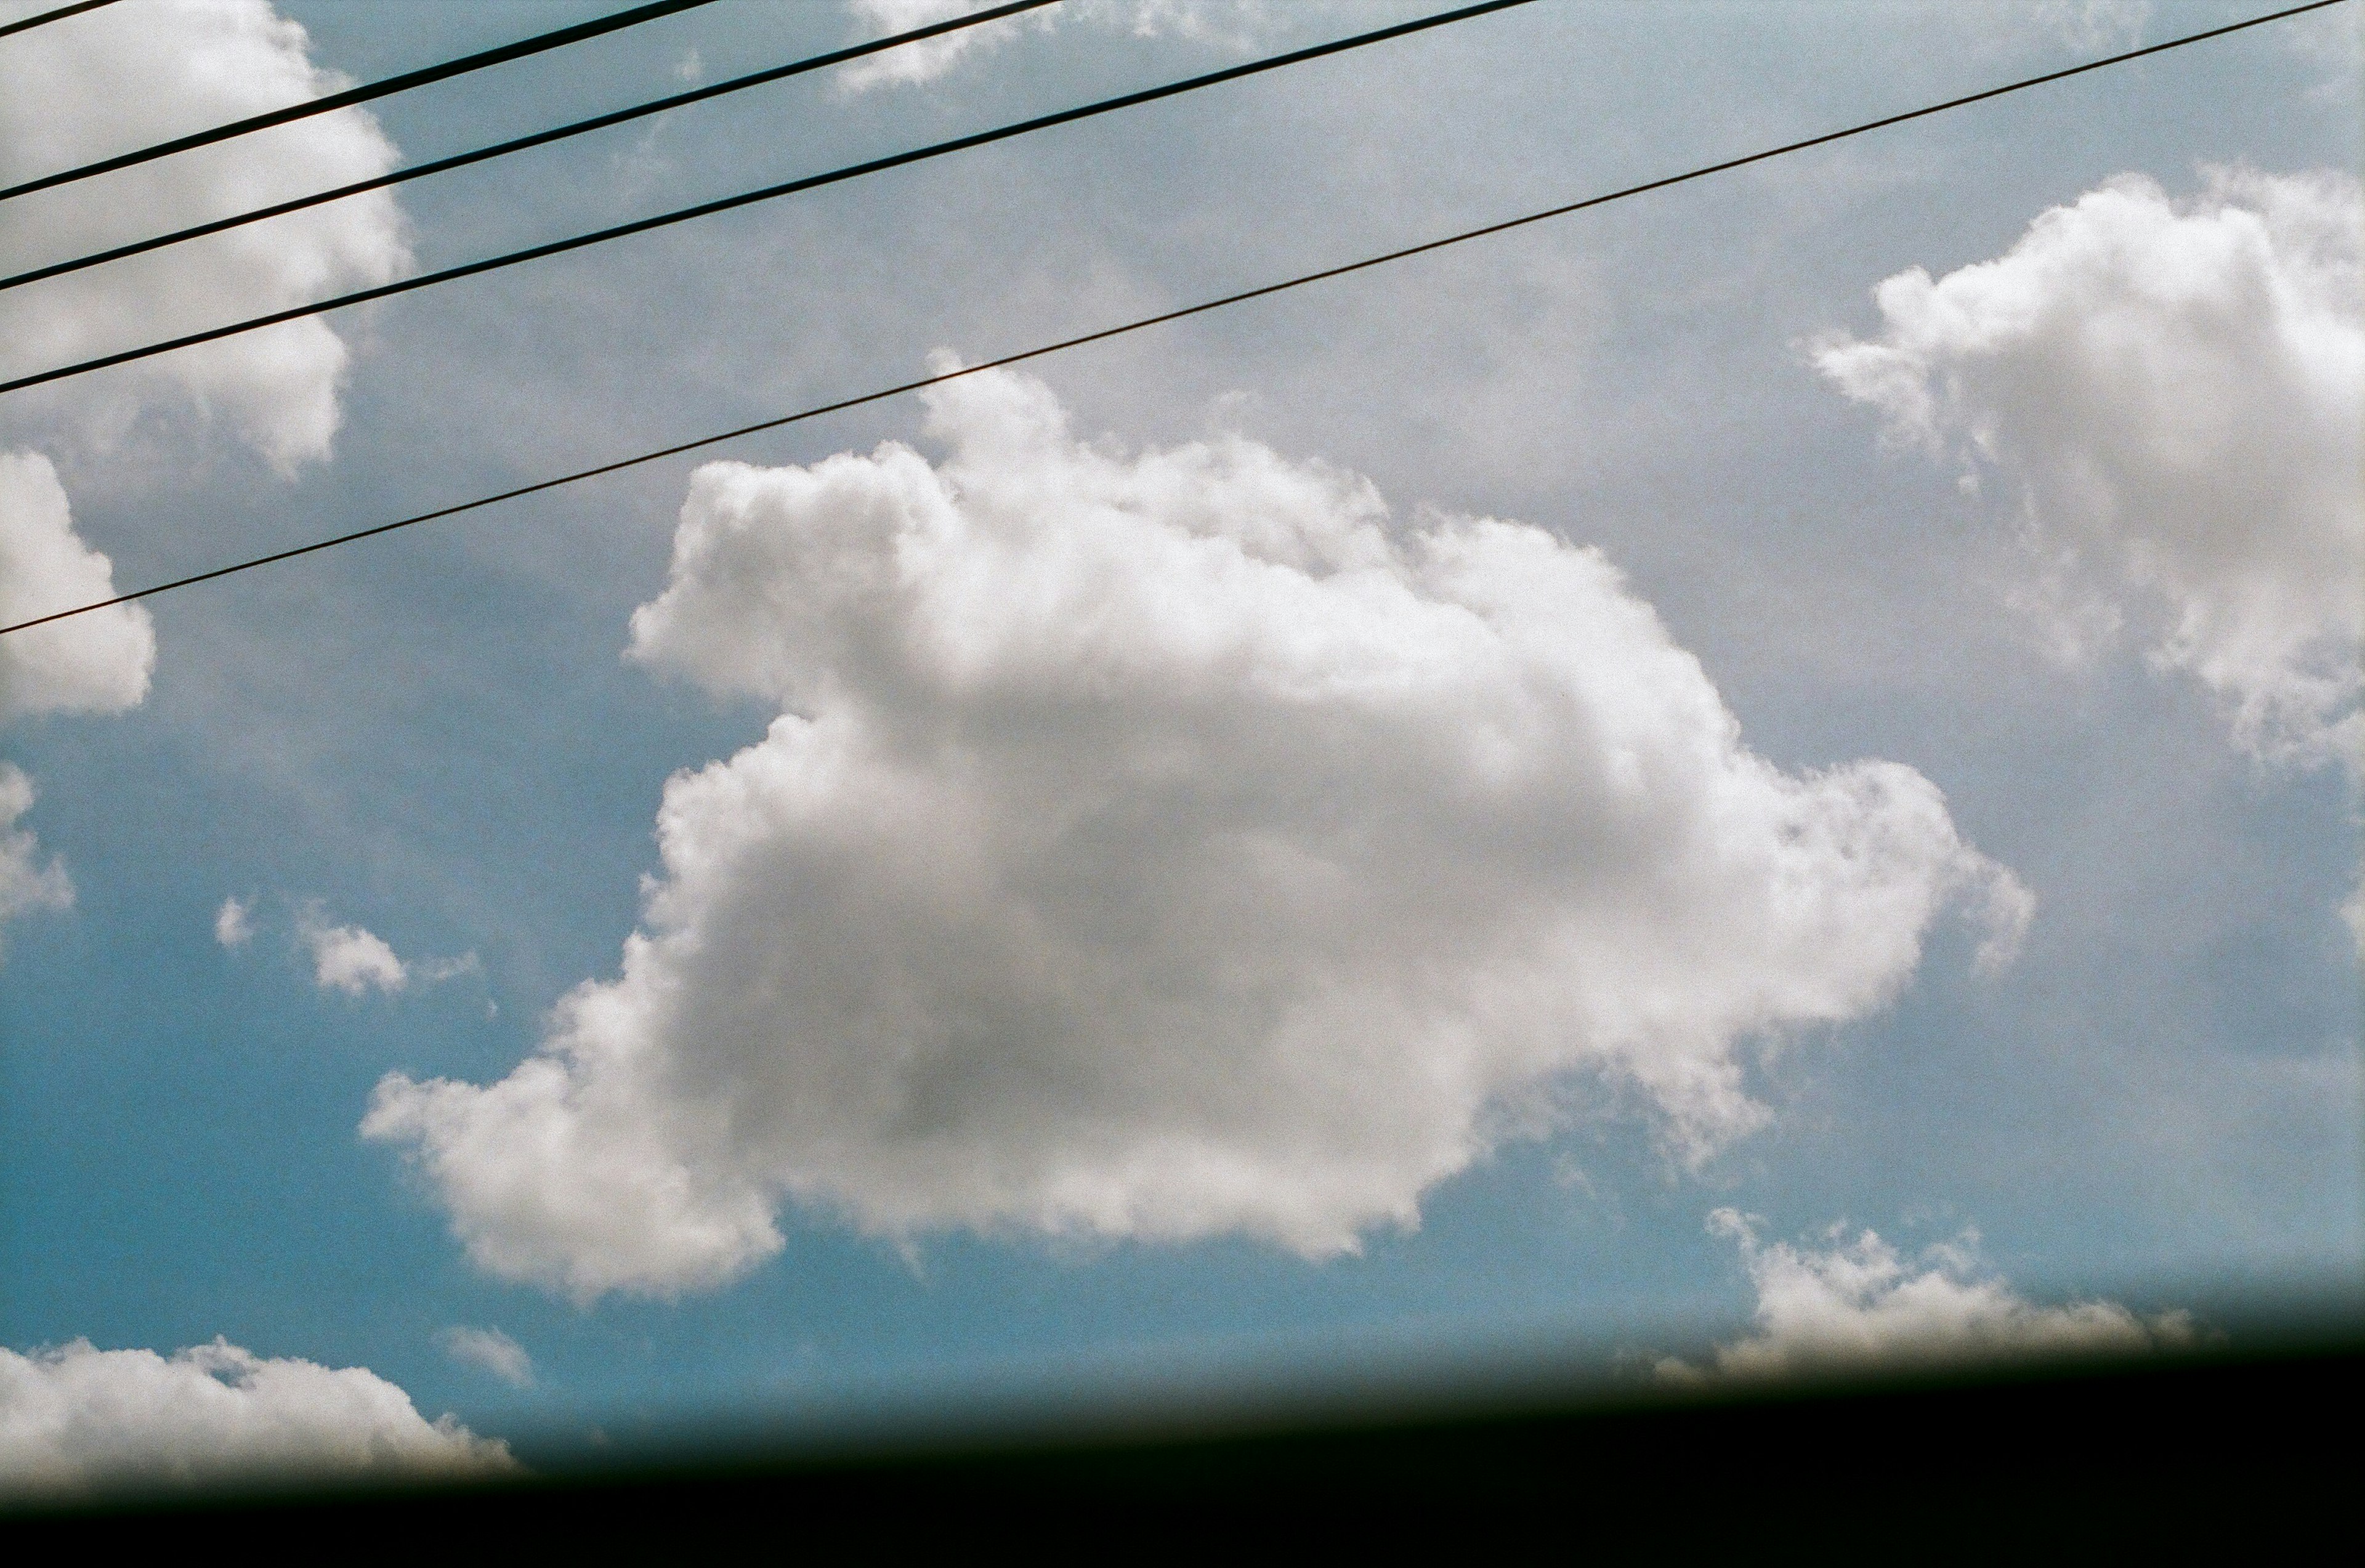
[1,1,2356,1445]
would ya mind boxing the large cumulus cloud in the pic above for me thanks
[366,365,2027,1301]
[1815,168,2363,774]
[0,1337,512,1498]
[0,0,410,473]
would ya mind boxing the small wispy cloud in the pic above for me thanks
[213,896,253,950]
[298,907,408,996]
[293,903,478,998]
[415,952,482,984]
[0,766,73,948]
[1656,1208,2196,1382]
[437,1326,533,1389]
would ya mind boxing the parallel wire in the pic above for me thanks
[0,0,719,203]
[0,0,1063,295]
[0,0,1532,398]
[0,0,119,41]
[1,0,2343,641]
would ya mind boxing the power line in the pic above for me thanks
[0,0,719,204]
[0,0,1531,400]
[1,0,2342,642]
[0,0,1064,296]
[0,0,119,41]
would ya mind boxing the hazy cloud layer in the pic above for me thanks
[0,1337,512,1497]
[1816,168,2363,774]
[1971,1,2149,53]
[367,366,2026,1300]
[838,0,1268,91]
[0,453,152,722]
[839,0,1053,88]
[1660,1209,2193,1381]
[0,0,410,473]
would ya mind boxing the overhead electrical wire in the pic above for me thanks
[0,0,719,204]
[0,0,2342,642]
[0,0,119,41]
[0,0,1065,296]
[0,0,1532,399]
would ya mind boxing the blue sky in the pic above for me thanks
[0,0,2356,1479]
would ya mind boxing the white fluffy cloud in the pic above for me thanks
[0,452,154,954]
[0,452,153,722]
[299,907,408,996]
[366,365,2028,1301]
[437,1327,533,1389]
[0,1336,513,1498]
[0,0,410,473]
[1816,168,2363,774]
[1660,1210,2194,1380]
[214,895,254,949]
[1,0,400,956]
[0,458,130,944]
